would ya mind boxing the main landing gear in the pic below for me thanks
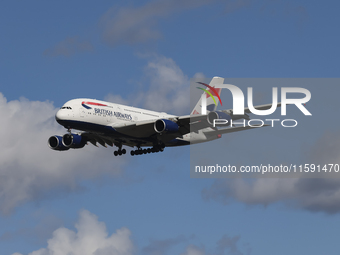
[114,144,165,156]
[113,149,126,156]
[113,143,126,156]
[130,145,164,156]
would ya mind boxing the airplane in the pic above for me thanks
[48,77,276,156]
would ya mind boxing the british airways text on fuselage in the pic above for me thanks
[94,108,132,120]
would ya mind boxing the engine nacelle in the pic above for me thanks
[62,133,86,149]
[207,111,232,126]
[48,135,70,151]
[154,119,179,133]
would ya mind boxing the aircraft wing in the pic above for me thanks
[176,114,212,133]
[78,103,279,148]
[111,114,210,138]
[81,131,145,148]
[112,120,157,138]
[77,114,210,148]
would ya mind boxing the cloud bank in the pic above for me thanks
[13,210,247,255]
[202,128,340,214]
[203,175,340,214]
[105,54,191,115]
[43,0,308,56]
[0,54,194,214]
[100,0,214,47]
[0,94,126,214]
[13,210,134,255]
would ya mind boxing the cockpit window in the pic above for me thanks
[61,106,72,109]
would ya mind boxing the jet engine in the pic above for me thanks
[154,119,179,133]
[62,133,86,149]
[207,111,232,126]
[48,135,70,151]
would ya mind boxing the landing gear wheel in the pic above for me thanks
[113,144,127,157]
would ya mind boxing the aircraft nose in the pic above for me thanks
[55,109,64,121]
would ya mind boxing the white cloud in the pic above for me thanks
[11,209,247,255]
[105,54,194,115]
[13,210,134,255]
[100,0,214,47]
[44,1,217,56]
[104,94,130,106]
[43,0,307,56]
[141,55,190,115]
[203,177,340,214]
[202,129,340,214]
[216,234,243,255]
[0,94,126,214]
[0,55,202,214]
[180,245,205,255]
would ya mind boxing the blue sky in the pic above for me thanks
[1,1,340,255]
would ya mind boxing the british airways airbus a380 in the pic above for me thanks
[48,77,274,156]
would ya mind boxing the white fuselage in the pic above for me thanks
[55,98,215,147]
[56,98,174,126]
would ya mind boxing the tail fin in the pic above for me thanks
[191,76,224,115]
